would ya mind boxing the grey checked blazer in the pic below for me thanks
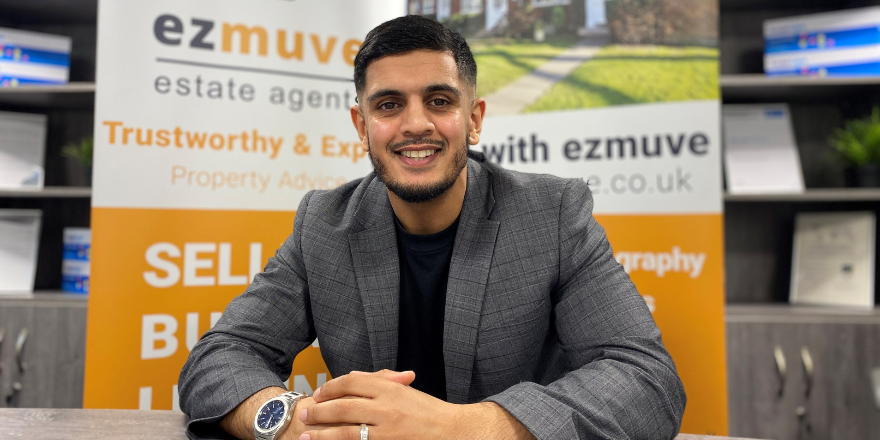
[179,150,686,439]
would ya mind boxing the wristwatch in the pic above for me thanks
[253,391,308,440]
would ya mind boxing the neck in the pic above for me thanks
[389,167,467,235]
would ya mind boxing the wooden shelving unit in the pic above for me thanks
[0,1,96,292]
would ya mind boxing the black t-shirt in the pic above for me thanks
[394,215,460,401]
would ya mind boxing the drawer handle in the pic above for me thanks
[801,347,814,399]
[774,345,786,397]
[871,367,880,410]
[0,328,5,374]
[14,328,28,372]
[5,381,22,406]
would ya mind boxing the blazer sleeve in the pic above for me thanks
[178,191,318,439]
[485,179,687,440]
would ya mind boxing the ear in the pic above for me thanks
[467,98,486,145]
[350,104,368,151]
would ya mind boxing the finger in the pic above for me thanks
[300,398,376,425]
[299,423,356,429]
[349,369,415,386]
[313,374,401,402]
[387,370,415,386]
[302,425,374,440]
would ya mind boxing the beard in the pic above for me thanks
[368,130,468,204]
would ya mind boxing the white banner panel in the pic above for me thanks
[92,0,404,211]
[478,101,723,214]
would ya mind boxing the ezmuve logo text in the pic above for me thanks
[153,14,362,66]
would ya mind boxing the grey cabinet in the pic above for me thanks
[0,294,87,408]
[727,305,880,440]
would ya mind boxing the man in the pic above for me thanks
[179,15,686,440]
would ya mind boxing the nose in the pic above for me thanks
[399,98,434,138]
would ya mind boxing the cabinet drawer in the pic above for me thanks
[727,319,880,440]
[0,299,87,408]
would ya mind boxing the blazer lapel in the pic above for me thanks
[444,160,500,403]
[349,177,400,372]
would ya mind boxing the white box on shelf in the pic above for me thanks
[764,6,880,39]
[790,211,876,309]
[764,7,880,76]
[0,209,41,293]
[0,26,71,87]
[722,104,804,194]
[0,111,46,190]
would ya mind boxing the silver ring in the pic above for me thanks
[360,424,369,440]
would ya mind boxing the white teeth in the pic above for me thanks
[401,149,436,159]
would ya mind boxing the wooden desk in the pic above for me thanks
[0,408,762,440]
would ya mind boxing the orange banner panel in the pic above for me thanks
[86,208,727,437]
[84,207,331,409]
[596,213,728,435]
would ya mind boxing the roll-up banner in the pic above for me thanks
[85,0,404,412]
[86,0,725,435]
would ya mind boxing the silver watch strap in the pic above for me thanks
[280,391,307,411]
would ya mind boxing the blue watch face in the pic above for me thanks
[257,400,286,430]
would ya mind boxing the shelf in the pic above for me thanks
[726,303,880,324]
[0,82,95,108]
[0,291,88,307]
[0,187,91,198]
[0,0,97,25]
[721,74,880,88]
[724,188,880,202]
[720,0,852,11]
[721,74,880,102]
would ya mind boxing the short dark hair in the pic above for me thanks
[354,15,477,98]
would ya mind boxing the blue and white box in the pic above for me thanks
[62,227,90,294]
[0,27,71,87]
[765,7,880,76]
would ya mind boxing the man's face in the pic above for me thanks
[351,49,485,203]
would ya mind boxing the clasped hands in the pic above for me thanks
[288,369,530,440]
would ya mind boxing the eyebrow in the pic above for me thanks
[366,89,403,103]
[366,83,462,104]
[424,83,461,99]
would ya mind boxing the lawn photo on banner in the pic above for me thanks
[413,0,719,115]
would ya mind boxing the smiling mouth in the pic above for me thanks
[396,149,438,160]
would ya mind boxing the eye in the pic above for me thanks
[429,98,449,106]
[378,102,397,110]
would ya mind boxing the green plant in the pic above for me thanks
[829,108,880,167]
[62,136,94,169]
